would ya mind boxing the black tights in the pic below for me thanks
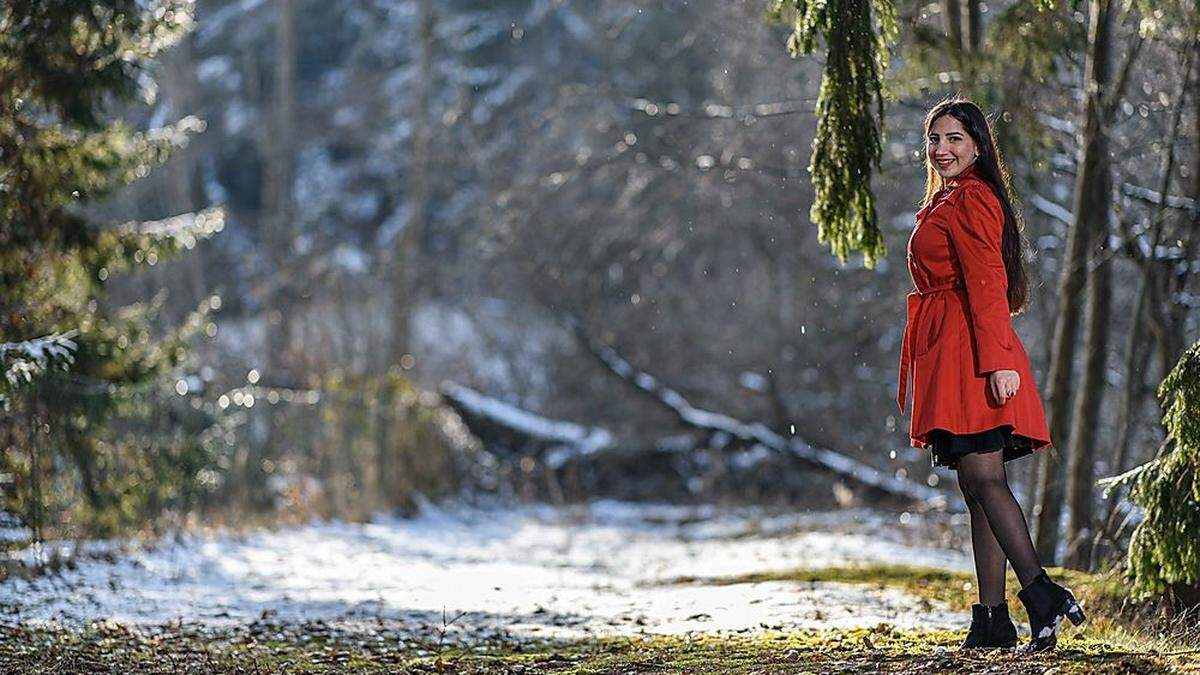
[956,449,1044,606]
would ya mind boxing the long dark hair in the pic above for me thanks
[922,97,1030,315]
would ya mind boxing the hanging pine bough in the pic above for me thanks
[769,0,897,268]
[1126,338,1200,605]
[0,332,78,410]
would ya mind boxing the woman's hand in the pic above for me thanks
[989,369,1020,403]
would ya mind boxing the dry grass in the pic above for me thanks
[1,621,1196,674]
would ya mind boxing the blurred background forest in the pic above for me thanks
[1,0,1198,604]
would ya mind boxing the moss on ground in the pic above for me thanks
[662,561,1199,657]
[0,621,1197,674]
[664,562,974,611]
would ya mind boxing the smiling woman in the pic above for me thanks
[897,97,1084,655]
[899,111,1048,463]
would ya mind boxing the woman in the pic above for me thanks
[896,97,1086,653]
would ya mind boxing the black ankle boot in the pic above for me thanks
[959,601,1018,649]
[1016,569,1086,653]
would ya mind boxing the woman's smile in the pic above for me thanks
[927,113,978,179]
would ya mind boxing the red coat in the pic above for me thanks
[896,164,1052,451]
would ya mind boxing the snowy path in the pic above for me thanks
[1,500,974,642]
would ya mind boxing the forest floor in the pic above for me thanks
[0,499,1196,673]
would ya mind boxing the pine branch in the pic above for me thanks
[0,331,79,409]
[770,0,897,269]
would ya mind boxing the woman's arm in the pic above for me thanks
[948,183,1021,378]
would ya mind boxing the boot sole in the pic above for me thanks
[958,642,1017,651]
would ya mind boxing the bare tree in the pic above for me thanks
[1034,0,1118,563]
[1090,35,1197,568]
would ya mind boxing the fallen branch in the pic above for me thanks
[439,381,614,469]
[569,319,957,512]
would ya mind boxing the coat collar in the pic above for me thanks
[919,162,980,219]
[943,161,980,189]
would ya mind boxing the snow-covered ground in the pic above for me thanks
[0,500,974,642]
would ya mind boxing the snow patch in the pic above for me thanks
[1,500,973,640]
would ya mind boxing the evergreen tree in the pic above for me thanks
[0,1,222,538]
[1126,338,1200,605]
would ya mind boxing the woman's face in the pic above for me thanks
[926,114,979,179]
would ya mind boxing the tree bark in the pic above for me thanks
[1113,34,1195,482]
[1163,39,1200,370]
[1138,36,1198,486]
[1063,209,1112,569]
[161,33,208,307]
[1087,277,1150,566]
[263,0,297,365]
[1034,0,1114,564]
[942,0,963,51]
[964,0,982,52]
[250,0,298,508]
[1110,281,1151,487]
[264,0,297,276]
[391,0,435,366]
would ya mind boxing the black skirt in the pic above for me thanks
[928,424,1035,470]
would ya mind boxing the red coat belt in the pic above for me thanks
[897,278,964,415]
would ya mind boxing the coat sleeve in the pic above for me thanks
[947,183,1019,376]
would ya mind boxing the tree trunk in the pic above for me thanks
[162,33,207,306]
[1164,39,1200,369]
[1139,35,1198,481]
[250,0,298,509]
[1063,209,1112,569]
[942,0,963,51]
[964,0,982,52]
[267,0,297,303]
[391,0,435,366]
[1111,34,1195,490]
[1034,0,1114,564]
[1087,277,1150,566]
[1110,281,1151,486]
[375,380,392,506]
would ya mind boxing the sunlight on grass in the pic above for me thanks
[660,560,1200,655]
[4,622,1196,674]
